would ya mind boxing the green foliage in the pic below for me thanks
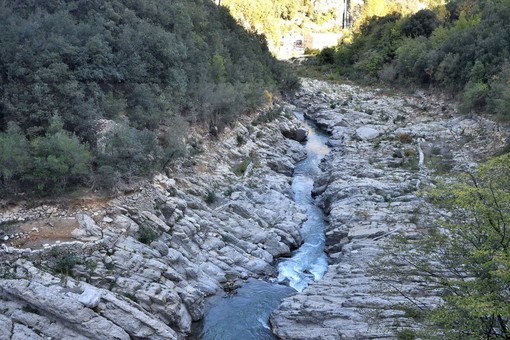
[0,123,30,194]
[54,252,81,276]
[402,9,439,38]
[318,0,510,117]
[205,191,217,204]
[0,0,297,197]
[396,329,417,340]
[376,153,510,338]
[0,120,92,196]
[460,81,489,113]
[323,13,404,78]
[252,107,283,125]
[488,63,510,121]
[221,0,336,49]
[232,158,251,177]
[97,123,159,184]
[29,130,92,194]
[137,225,158,245]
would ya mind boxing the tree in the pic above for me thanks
[0,122,30,194]
[28,130,92,195]
[402,9,439,38]
[376,154,510,338]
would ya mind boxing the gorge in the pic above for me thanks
[1,78,508,339]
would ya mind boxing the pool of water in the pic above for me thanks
[190,279,294,340]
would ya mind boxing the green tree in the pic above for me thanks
[0,123,31,194]
[28,130,92,195]
[97,122,159,186]
[402,9,439,38]
[377,154,510,338]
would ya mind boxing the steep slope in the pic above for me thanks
[0,0,298,196]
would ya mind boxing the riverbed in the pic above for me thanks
[192,112,330,339]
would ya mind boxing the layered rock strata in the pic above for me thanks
[271,79,508,339]
[0,108,307,339]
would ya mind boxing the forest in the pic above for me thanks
[0,0,298,197]
[318,0,510,119]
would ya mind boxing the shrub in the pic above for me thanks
[397,133,413,143]
[205,191,217,204]
[232,158,251,176]
[55,252,81,275]
[137,225,158,245]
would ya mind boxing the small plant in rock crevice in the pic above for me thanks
[205,190,217,204]
[136,225,158,245]
[232,158,251,177]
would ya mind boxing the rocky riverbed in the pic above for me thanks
[0,104,309,339]
[270,79,508,339]
[1,78,507,340]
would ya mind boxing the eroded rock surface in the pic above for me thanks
[270,79,508,339]
[0,106,307,340]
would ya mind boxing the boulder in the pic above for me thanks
[267,158,294,176]
[356,126,379,140]
[76,213,102,237]
[77,287,102,308]
[280,123,308,142]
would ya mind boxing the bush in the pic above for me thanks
[460,81,489,113]
[402,9,439,38]
[205,191,217,204]
[54,252,81,275]
[137,225,158,245]
[232,158,251,177]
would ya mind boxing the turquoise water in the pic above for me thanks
[192,113,330,339]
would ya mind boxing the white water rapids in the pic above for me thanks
[193,112,330,339]
[276,111,330,292]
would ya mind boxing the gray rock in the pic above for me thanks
[0,314,13,339]
[280,122,308,142]
[11,323,44,340]
[267,158,294,176]
[356,126,380,140]
[151,240,169,256]
[0,280,130,340]
[77,287,101,308]
[76,213,102,237]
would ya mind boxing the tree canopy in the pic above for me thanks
[317,0,510,119]
[0,0,298,196]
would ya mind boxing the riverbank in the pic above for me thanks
[0,104,308,339]
[1,78,507,339]
[270,79,508,339]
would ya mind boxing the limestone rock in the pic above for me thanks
[76,213,102,237]
[280,122,308,142]
[356,126,379,140]
[77,287,101,308]
[0,280,129,340]
[267,158,294,176]
[0,314,13,339]
[11,323,44,340]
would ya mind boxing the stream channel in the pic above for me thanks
[191,112,330,339]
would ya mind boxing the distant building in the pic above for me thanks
[303,32,343,50]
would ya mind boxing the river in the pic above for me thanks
[191,112,330,339]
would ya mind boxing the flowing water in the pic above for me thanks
[191,112,330,339]
[277,112,330,292]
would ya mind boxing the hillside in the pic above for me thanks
[0,0,298,197]
[316,0,510,119]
